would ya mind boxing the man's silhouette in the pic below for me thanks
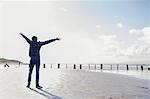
[20,33,60,89]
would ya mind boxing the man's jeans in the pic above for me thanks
[28,57,40,86]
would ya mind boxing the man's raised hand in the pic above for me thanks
[56,37,61,40]
[19,33,23,36]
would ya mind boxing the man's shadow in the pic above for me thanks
[29,88,63,99]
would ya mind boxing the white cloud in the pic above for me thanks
[117,26,150,57]
[98,34,116,40]
[115,16,124,29]
[116,23,123,28]
[129,28,142,35]
[117,44,150,57]
[59,7,68,12]
[95,25,101,29]
[98,27,150,61]
[98,34,117,45]
[138,26,150,43]
[98,34,121,55]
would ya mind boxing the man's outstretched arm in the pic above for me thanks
[41,38,60,45]
[19,33,31,44]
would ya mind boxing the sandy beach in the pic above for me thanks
[1,0,149,99]
[0,65,150,99]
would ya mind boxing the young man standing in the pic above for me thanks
[20,33,60,89]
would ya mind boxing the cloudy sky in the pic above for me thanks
[0,0,149,64]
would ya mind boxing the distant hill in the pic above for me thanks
[0,58,27,65]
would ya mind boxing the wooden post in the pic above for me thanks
[4,64,6,67]
[89,64,90,70]
[58,64,60,69]
[136,65,138,70]
[126,64,129,70]
[80,64,82,69]
[43,64,46,68]
[94,64,96,70]
[117,64,119,70]
[19,62,20,67]
[66,64,67,69]
[74,64,76,69]
[51,64,52,69]
[5,64,10,67]
[101,64,103,70]
[110,65,112,70]
[141,65,143,71]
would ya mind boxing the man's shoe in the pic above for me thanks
[36,85,43,89]
[26,85,30,88]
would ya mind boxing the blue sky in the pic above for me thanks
[0,0,149,64]
[71,0,148,27]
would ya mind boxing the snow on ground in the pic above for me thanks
[0,65,150,99]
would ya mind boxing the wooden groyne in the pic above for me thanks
[42,63,150,71]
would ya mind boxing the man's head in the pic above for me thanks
[32,36,37,42]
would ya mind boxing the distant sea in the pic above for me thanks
[1,63,150,81]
